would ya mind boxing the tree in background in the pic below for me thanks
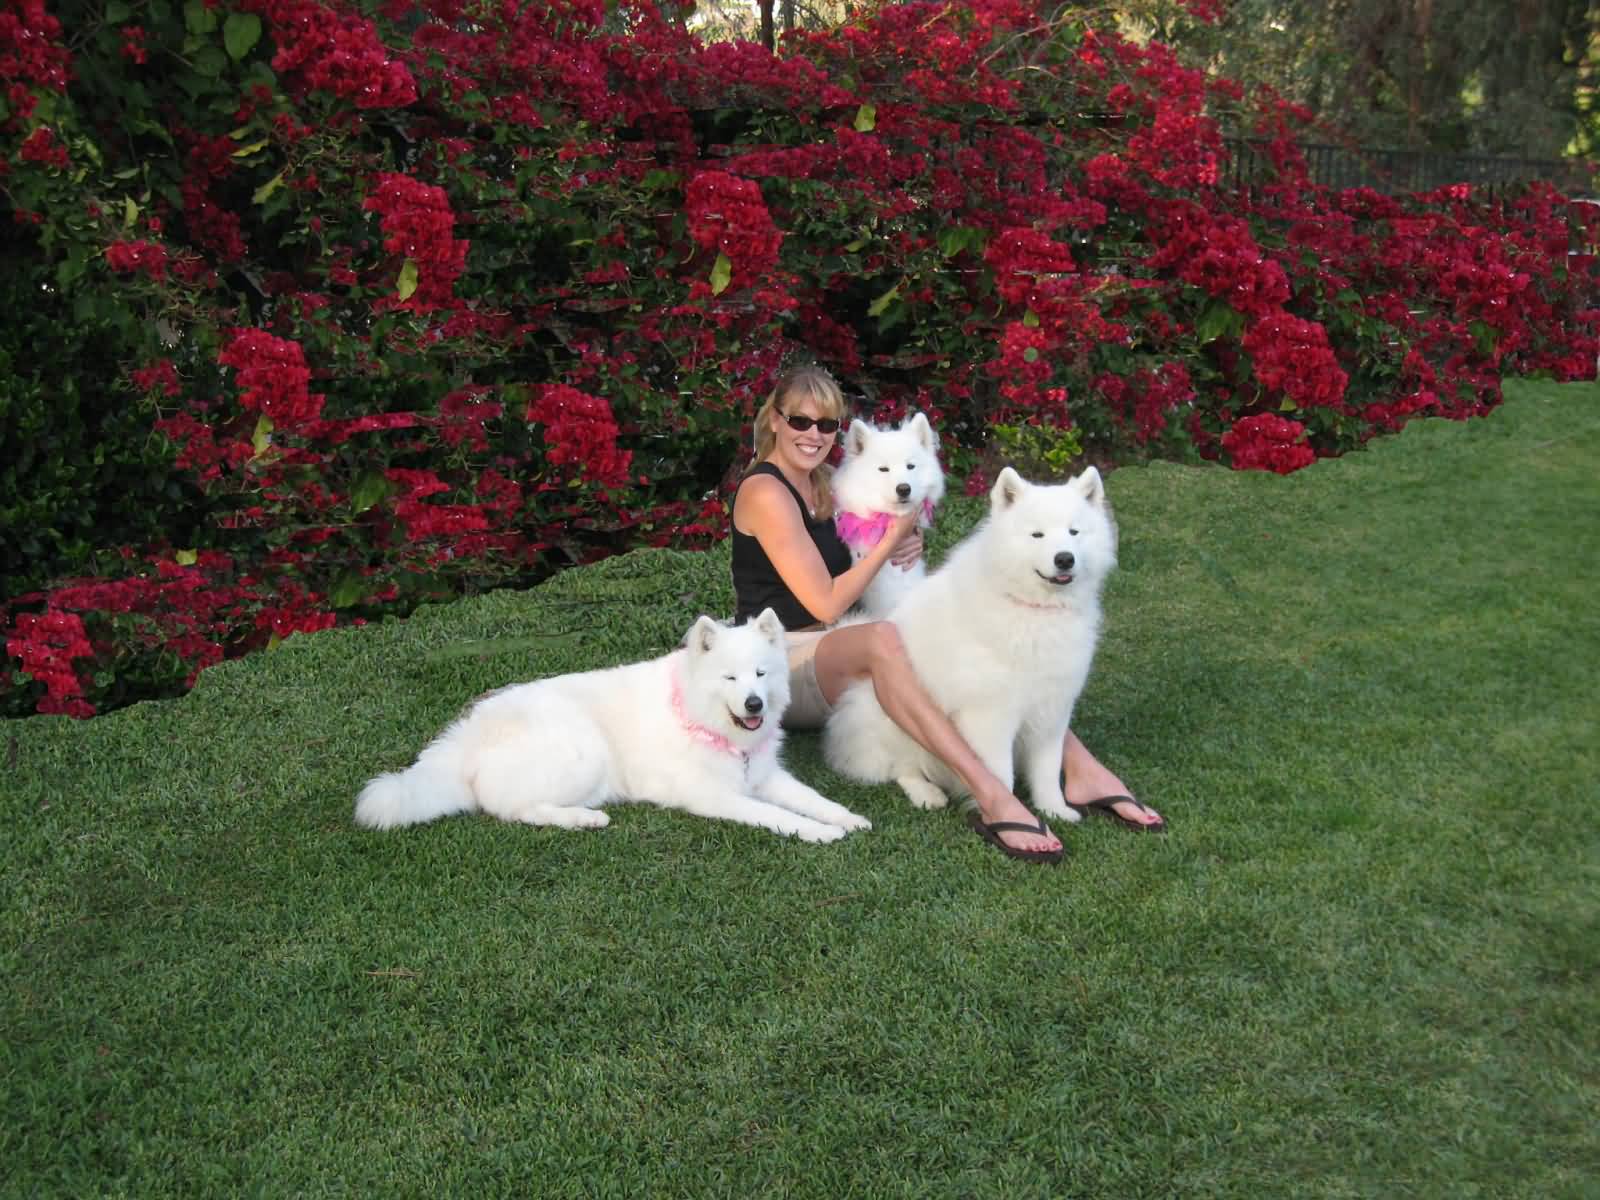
[1173,0,1600,158]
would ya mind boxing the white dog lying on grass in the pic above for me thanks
[355,608,870,843]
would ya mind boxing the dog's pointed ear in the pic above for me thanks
[1072,465,1106,508]
[753,608,785,644]
[845,418,870,456]
[991,466,1026,510]
[687,615,720,656]
[907,411,938,453]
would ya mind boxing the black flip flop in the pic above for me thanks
[966,810,1064,865]
[1066,793,1166,833]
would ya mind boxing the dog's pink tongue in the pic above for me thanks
[738,715,764,731]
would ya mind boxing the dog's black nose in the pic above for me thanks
[744,695,764,715]
[1054,551,1075,571]
[895,482,912,499]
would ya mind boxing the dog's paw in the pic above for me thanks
[792,820,847,844]
[898,775,948,810]
[832,809,872,833]
[1034,798,1081,823]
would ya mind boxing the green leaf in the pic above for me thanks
[396,258,419,301]
[329,570,366,609]
[193,45,228,77]
[105,0,133,20]
[175,548,198,566]
[866,280,902,318]
[223,12,262,60]
[1195,300,1243,344]
[349,470,392,515]
[56,249,87,289]
[250,414,274,456]
[937,226,985,257]
[184,0,218,34]
[230,138,268,158]
[252,170,284,205]
[123,196,140,228]
[708,252,732,296]
[843,236,868,253]
[853,103,876,133]
[1022,309,1040,328]
[1022,346,1039,363]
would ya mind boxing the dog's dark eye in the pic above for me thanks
[878,466,889,472]
[723,674,735,681]
[1031,532,1044,539]
[906,463,916,470]
[755,669,766,677]
[1069,528,1079,536]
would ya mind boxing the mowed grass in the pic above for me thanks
[4,378,1597,1198]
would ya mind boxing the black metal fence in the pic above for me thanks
[1222,137,1595,197]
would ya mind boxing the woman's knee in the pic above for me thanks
[867,620,911,673]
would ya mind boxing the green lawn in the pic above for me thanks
[4,378,1597,1198]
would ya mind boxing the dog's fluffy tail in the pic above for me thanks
[354,746,475,830]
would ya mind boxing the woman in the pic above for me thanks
[730,365,1163,863]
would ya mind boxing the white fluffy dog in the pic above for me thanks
[824,466,1116,820]
[356,609,870,842]
[831,411,947,618]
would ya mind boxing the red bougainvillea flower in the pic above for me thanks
[130,358,180,396]
[238,0,416,109]
[1242,313,1349,410]
[1220,413,1317,474]
[0,0,72,94]
[105,239,168,279]
[217,329,325,428]
[363,171,469,307]
[684,170,783,290]
[5,609,95,716]
[525,384,632,488]
[17,124,68,169]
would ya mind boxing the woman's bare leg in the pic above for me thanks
[1061,731,1162,826]
[812,622,1060,854]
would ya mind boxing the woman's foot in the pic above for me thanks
[972,787,1061,855]
[1062,734,1163,829]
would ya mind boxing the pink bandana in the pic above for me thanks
[670,669,774,763]
[834,500,936,551]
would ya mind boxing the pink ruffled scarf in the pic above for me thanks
[834,499,936,551]
[670,669,774,763]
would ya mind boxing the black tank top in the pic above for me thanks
[731,462,852,630]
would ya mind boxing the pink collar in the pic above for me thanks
[670,670,774,763]
[835,500,936,551]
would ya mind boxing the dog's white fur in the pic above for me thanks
[356,609,869,842]
[823,466,1116,819]
[831,411,946,619]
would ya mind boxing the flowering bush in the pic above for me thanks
[3,0,1597,716]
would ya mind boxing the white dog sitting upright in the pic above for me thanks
[824,466,1115,821]
[831,410,946,618]
[355,609,870,843]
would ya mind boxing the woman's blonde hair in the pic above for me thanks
[748,364,848,520]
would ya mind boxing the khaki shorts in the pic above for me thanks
[783,629,834,730]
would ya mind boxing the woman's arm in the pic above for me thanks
[734,475,918,626]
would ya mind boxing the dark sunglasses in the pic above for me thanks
[778,410,841,434]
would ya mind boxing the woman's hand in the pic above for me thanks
[886,510,922,571]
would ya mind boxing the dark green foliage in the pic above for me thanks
[0,232,206,598]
